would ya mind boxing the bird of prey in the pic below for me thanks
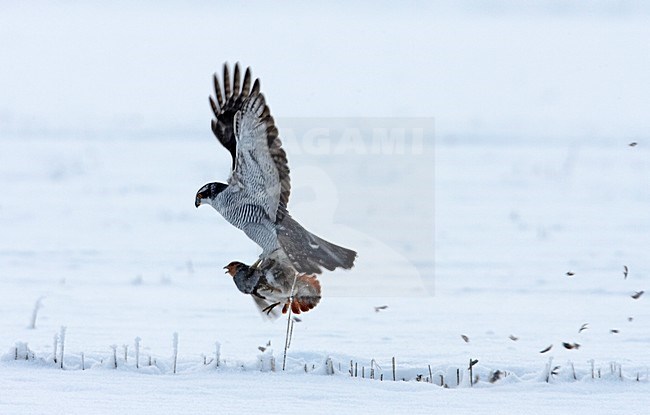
[196,63,357,274]
[224,260,321,316]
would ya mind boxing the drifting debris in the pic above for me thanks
[579,323,589,333]
[292,317,302,323]
[489,370,505,383]
[628,317,634,322]
[610,329,620,334]
[624,265,629,279]
[539,344,553,353]
[562,342,580,350]
[629,142,638,147]
[374,305,388,313]
[509,334,519,341]
[461,334,469,343]
[631,291,644,300]
[566,271,575,277]
[258,340,271,352]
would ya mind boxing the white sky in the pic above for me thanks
[1,1,649,140]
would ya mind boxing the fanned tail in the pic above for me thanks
[276,214,357,275]
[282,274,322,314]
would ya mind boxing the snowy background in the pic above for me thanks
[1,1,650,413]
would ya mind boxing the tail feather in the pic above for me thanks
[282,274,322,315]
[276,214,357,274]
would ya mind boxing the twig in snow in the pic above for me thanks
[110,345,118,369]
[325,357,334,375]
[29,297,44,329]
[282,271,299,371]
[287,320,295,349]
[469,359,478,386]
[172,332,179,374]
[135,337,141,369]
[52,333,58,364]
[59,326,66,369]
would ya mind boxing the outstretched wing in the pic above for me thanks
[231,93,282,221]
[209,63,291,215]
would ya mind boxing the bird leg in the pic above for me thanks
[262,302,281,315]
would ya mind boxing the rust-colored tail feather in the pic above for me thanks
[281,274,322,314]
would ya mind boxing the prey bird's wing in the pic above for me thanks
[209,63,291,217]
[232,90,290,222]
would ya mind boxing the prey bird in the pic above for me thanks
[196,63,356,274]
[224,260,321,316]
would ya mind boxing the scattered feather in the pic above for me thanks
[489,370,505,383]
[540,344,553,353]
[374,305,388,312]
[562,342,580,350]
[461,334,469,343]
[469,359,478,367]
[629,142,638,147]
[508,334,519,341]
[579,323,589,333]
[628,317,634,322]
[610,329,620,334]
[631,291,644,300]
[624,265,629,279]
[566,271,575,277]
[292,317,302,323]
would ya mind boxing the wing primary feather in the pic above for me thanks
[213,74,223,107]
[209,96,219,116]
[251,78,260,95]
[242,68,252,97]
[233,62,241,94]
[233,110,241,138]
[223,64,231,98]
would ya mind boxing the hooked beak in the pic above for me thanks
[223,266,229,274]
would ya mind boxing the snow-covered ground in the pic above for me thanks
[2,1,650,414]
